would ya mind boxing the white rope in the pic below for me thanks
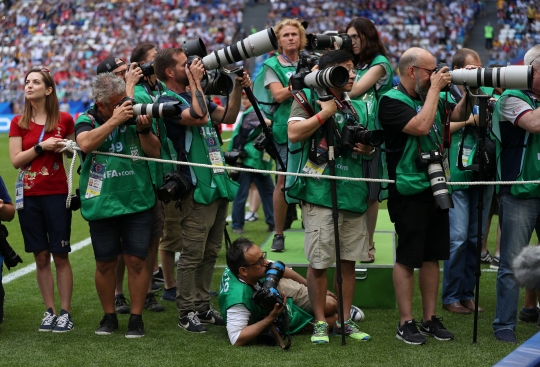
[58,140,79,209]
[58,140,540,199]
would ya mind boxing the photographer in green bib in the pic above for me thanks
[75,72,161,338]
[253,18,307,252]
[378,47,478,345]
[153,47,251,333]
[286,50,373,344]
[130,42,177,312]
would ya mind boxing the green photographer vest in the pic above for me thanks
[161,88,238,204]
[135,85,178,189]
[218,267,313,335]
[384,88,446,196]
[227,106,273,173]
[492,89,540,199]
[76,113,155,221]
[285,89,369,214]
[254,56,296,144]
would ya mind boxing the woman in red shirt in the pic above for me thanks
[8,68,75,333]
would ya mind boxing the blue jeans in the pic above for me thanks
[231,169,274,230]
[493,193,540,332]
[442,185,494,304]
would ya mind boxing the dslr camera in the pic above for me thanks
[156,170,191,205]
[415,150,454,210]
[306,31,352,52]
[289,51,349,91]
[0,224,23,270]
[115,96,182,125]
[128,60,155,78]
[252,261,285,312]
[224,149,247,181]
[340,124,384,150]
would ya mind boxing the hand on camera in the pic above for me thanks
[317,99,337,118]
[353,142,374,157]
[268,294,287,319]
[431,66,452,91]
[136,115,152,132]
[235,71,251,88]
[186,57,205,84]
[125,62,143,84]
[112,100,134,126]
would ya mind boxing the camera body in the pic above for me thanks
[0,224,23,270]
[252,261,285,313]
[306,31,352,52]
[340,124,384,150]
[415,150,454,210]
[156,170,191,204]
[224,149,247,181]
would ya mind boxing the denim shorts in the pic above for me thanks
[89,209,152,261]
[17,194,72,254]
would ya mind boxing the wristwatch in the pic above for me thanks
[34,144,44,155]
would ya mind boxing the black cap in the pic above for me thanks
[96,56,125,75]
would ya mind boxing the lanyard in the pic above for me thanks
[37,124,46,144]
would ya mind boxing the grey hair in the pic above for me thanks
[92,73,126,106]
[524,45,540,68]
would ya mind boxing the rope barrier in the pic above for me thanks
[58,141,540,204]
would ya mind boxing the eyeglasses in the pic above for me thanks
[243,252,267,268]
[114,69,127,77]
[40,67,51,73]
[345,68,356,76]
[413,66,437,76]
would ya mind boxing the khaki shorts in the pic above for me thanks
[302,203,368,269]
[150,201,165,239]
[277,278,312,314]
[159,200,184,252]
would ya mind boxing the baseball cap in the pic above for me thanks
[96,56,126,75]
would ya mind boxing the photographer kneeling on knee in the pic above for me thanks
[219,237,363,346]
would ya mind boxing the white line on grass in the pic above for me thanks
[3,239,499,283]
[3,237,92,284]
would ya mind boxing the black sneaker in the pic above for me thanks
[125,314,145,338]
[480,250,493,264]
[144,292,165,312]
[197,306,225,326]
[490,256,500,270]
[396,319,426,345]
[518,307,540,323]
[178,312,207,333]
[95,314,119,335]
[115,294,130,314]
[153,267,164,284]
[419,316,454,341]
[271,234,285,252]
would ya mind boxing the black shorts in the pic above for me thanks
[387,190,450,268]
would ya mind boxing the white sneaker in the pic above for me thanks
[350,305,365,322]
[245,212,259,222]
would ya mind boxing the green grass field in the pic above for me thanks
[0,133,538,367]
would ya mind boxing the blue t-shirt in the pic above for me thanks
[158,92,219,183]
[0,176,12,204]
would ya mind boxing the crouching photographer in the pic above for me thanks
[227,92,275,234]
[219,238,365,346]
[0,176,18,324]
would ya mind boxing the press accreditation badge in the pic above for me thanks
[262,151,272,162]
[15,170,24,210]
[442,152,451,181]
[302,160,327,177]
[85,161,106,199]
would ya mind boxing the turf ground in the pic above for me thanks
[0,133,539,367]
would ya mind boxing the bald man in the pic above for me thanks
[378,47,478,345]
